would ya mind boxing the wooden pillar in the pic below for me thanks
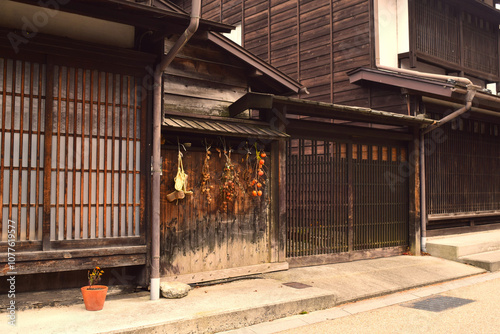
[347,142,354,252]
[268,107,287,263]
[408,126,421,255]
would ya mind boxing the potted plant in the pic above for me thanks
[81,266,107,311]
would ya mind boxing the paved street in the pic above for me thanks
[223,273,500,334]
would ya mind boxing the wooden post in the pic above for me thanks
[408,126,421,255]
[42,59,54,251]
[408,0,417,68]
[268,106,287,263]
[347,142,354,252]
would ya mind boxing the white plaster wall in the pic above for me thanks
[375,0,409,67]
[0,1,135,48]
[223,24,242,46]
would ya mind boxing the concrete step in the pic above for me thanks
[426,230,500,261]
[460,250,500,272]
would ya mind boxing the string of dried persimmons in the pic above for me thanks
[167,138,267,212]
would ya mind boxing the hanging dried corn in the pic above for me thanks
[167,143,192,202]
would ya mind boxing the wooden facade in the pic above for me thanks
[174,0,408,113]
[158,32,292,281]
[0,0,299,290]
[0,32,153,276]
[170,0,500,240]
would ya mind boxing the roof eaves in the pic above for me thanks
[206,32,306,95]
[10,0,233,33]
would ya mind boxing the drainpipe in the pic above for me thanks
[151,0,201,301]
[419,88,476,252]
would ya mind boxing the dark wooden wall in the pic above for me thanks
[160,142,271,278]
[163,35,249,116]
[172,0,407,113]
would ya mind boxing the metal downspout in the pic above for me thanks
[151,0,201,301]
[419,88,476,252]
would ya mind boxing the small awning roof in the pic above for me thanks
[229,92,437,127]
[162,113,289,140]
[348,67,500,115]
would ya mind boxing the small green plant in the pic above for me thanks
[88,266,104,287]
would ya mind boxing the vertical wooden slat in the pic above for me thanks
[103,73,109,238]
[132,79,137,235]
[26,62,34,240]
[55,66,62,240]
[117,75,123,237]
[111,74,116,237]
[79,69,86,239]
[9,60,16,239]
[15,61,26,240]
[125,77,130,235]
[43,60,54,250]
[72,68,78,239]
[63,67,70,239]
[95,72,101,238]
[35,63,43,240]
[88,70,94,238]
[0,59,7,236]
[17,61,25,237]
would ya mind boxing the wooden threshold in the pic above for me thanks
[0,245,147,276]
[287,246,406,268]
[161,262,289,284]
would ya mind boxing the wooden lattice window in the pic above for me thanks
[0,57,143,246]
[0,58,45,242]
[415,0,460,64]
[50,66,141,241]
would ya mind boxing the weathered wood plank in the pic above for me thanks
[162,262,288,284]
[0,254,146,276]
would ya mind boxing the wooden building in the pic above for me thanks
[0,0,308,292]
[170,0,500,263]
[3,0,494,292]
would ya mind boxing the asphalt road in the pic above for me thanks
[276,277,500,334]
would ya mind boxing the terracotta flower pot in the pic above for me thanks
[81,285,108,311]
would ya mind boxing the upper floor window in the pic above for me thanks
[410,0,499,81]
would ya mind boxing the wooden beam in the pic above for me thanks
[287,246,406,268]
[0,245,147,263]
[228,92,274,117]
[161,262,289,284]
[287,119,413,142]
[0,254,146,276]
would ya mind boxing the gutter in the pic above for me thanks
[150,0,201,301]
[377,65,473,87]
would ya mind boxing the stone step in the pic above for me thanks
[426,230,500,261]
[459,250,500,272]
